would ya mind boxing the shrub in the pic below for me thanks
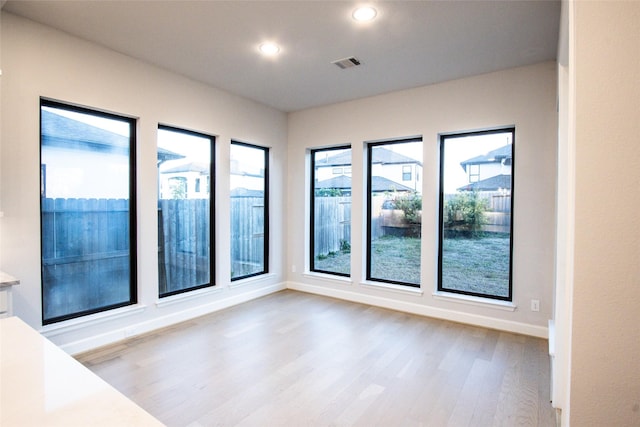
[393,192,422,224]
[444,191,488,238]
[315,188,343,197]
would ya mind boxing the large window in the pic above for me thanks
[366,138,423,287]
[157,125,214,297]
[40,99,136,324]
[438,128,514,300]
[310,146,351,276]
[230,142,269,280]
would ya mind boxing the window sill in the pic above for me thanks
[360,280,424,296]
[41,304,147,337]
[156,285,223,308]
[229,272,277,289]
[303,271,353,285]
[432,291,517,311]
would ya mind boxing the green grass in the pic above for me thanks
[370,236,421,284]
[313,250,351,275]
[314,234,510,297]
[441,234,510,297]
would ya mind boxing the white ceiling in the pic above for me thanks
[3,1,560,112]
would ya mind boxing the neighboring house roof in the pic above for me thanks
[42,109,184,161]
[315,147,422,167]
[158,147,185,162]
[162,161,209,174]
[460,144,512,171]
[41,109,129,154]
[371,176,415,192]
[314,175,352,190]
[371,148,422,166]
[230,187,264,198]
[457,174,512,191]
[315,175,414,193]
[314,150,352,167]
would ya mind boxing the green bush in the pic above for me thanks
[444,191,488,238]
[393,192,422,224]
[315,188,343,197]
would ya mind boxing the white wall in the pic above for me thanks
[288,62,558,337]
[568,1,640,425]
[0,13,288,353]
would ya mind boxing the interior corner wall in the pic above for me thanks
[0,12,288,353]
[569,1,640,425]
[287,61,558,336]
[551,0,574,415]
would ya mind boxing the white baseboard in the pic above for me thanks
[56,279,545,355]
[58,282,286,355]
[286,281,548,339]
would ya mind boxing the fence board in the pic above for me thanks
[314,197,351,255]
[158,199,210,294]
[230,197,265,277]
[41,198,131,320]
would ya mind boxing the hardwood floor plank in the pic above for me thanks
[75,290,555,426]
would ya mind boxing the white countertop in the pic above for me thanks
[0,316,164,426]
[0,271,19,288]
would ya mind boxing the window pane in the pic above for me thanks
[40,101,136,324]
[311,147,351,276]
[230,142,268,280]
[367,139,423,286]
[439,129,514,300]
[157,126,214,297]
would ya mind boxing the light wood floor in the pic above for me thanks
[76,290,556,426]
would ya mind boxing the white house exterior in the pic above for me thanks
[458,144,512,193]
[41,109,132,199]
[315,147,422,194]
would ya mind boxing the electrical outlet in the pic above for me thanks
[531,299,540,312]
[291,265,296,273]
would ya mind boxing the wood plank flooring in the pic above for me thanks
[76,290,556,426]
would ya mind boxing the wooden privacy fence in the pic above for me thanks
[42,197,265,304]
[230,197,265,276]
[314,197,351,255]
[41,198,131,320]
[159,197,265,289]
[444,191,511,233]
[158,198,210,294]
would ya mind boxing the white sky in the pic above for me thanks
[157,128,210,160]
[442,132,512,193]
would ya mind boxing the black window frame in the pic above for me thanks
[309,145,352,277]
[157,124,216,298]
[366,137,423,288]
[39,98,137,325]
[230,141,269,281]
[437,127,515,301]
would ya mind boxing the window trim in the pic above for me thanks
[366,136,423,288]
[230,140,269,281]
[437,127,515,301]
[157,124,216,298]
[39,98,138,325]
[309,145,352,277]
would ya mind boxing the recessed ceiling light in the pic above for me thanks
[352,6,377,22]
[259,42,280,56]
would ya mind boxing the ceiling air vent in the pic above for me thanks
[332,56,361,70]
